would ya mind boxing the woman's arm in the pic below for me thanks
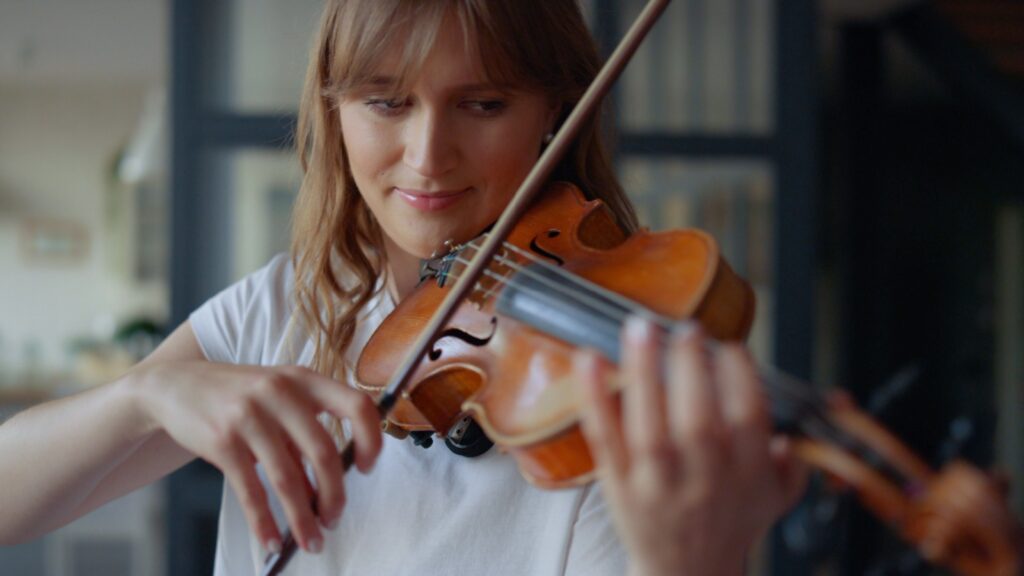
[0,321,203,545]
[0,319,383,556]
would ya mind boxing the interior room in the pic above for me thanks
[1,0,1021,574]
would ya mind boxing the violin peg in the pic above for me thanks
[380,419,410,440]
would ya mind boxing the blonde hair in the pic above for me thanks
[291,0,638,381]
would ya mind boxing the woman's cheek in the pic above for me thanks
[482,136,536,188]
[341,110,391,179]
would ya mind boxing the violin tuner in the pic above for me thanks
[444,416,494,458]
[409,431,434,449]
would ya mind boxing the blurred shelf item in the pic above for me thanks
[0,386,54,424]
[0,386,51,406]
[72,347,135,388]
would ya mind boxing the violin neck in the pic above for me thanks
[496,262,629,364]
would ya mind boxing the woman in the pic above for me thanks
[0,1,805,575]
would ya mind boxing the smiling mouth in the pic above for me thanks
[395,187,472,212]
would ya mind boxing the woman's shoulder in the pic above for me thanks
[220,253,297,322]
[255,252,297,312]
[189,253,298,365]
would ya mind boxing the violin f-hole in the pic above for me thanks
[528,228,565,266]
[429,317,499,360]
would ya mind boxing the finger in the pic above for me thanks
[621,317,672,460]
[667,324,725,481]
[573,348,628,481]
[826,389,856,411]
[216,437,283,554]
[769,436,809,509]
[284,439,317,505]
[921,515,957,561]
[715,344,771,475]
[945,467,1006,525]
[241,401,324,553]
[270,389,347,530]
[621,316,683,492]
[300,369,383,474]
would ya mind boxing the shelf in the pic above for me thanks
[0,387,52,407]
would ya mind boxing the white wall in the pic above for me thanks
[0,0,166,86]
[227,0,324,112]
[0,83,167,379]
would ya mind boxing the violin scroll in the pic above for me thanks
[906,461,1022,576]
[793,392,1022,576]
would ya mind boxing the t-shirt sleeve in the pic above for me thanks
[189,253,293,365]
[563,483,629,576]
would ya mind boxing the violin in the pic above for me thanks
[356,181,754,488]
[261,1,1022,574]
[354,181,1022,576]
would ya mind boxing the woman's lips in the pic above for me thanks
[395,187,471,212]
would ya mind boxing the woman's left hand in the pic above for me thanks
[573,316,807,576]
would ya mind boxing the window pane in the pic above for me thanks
[617,0,775,133]
[619,157,774,359]
[203,150,301,281]
[231,150,300,280]
[203,0,324,113]
[579,0,598,28]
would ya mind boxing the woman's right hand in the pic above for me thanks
[134,361,383,555]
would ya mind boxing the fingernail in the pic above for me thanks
[625,316,654,342]
[671,319,698,340]
[323,515,339,530]
[266,538,282,555]
[308,537,323,554]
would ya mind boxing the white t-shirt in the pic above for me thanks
[190,254,628,576]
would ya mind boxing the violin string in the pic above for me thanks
[440,241,862,450]
[500,240,681,326]
[464,244,883,452]
[458,236,675,327]
[447,249,849,444]
[464,235,678,328]
[471,246,519,304]
[457,241,833,407]
[462,237,822,414]
[448,244,825,409]
[442,239,828,412]
[452,246,670,339]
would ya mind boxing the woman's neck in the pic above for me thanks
[383,238,424,303]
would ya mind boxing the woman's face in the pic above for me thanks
[338,17,557,262]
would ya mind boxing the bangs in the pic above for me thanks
[323,0,544,100]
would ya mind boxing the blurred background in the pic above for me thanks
[0,0,1021,574]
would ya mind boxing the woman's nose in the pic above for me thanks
[403,107,458,177]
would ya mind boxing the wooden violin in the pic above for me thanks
[354,180,1022,576]
[356,181,753,487]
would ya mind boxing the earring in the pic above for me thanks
[543,132,554,144]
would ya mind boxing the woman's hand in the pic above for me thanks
[573,317,806,576]
[133,362,382,555]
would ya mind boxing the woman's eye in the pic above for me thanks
[463,100,506,116]
[364,97,407,116]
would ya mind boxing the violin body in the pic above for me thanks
[356,182,755,488]
[355,183,1023,575]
